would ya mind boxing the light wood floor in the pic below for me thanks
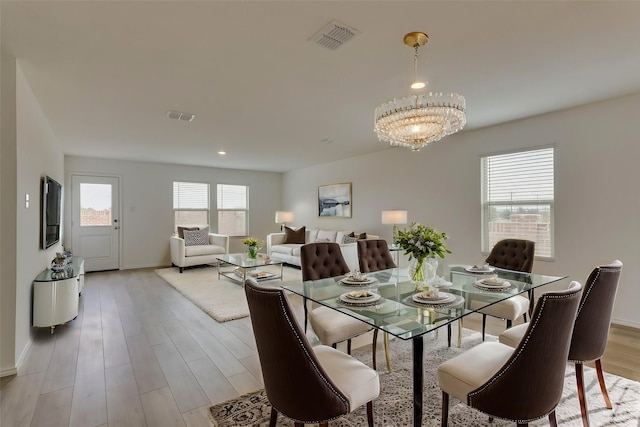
[1,268,638,427]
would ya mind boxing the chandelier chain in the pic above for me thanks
[414,46,419,83]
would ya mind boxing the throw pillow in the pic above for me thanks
[283,226,306,244]
[184,227,209,246]
[177,226,198,239]
[348,231,356,238]
[357,232,367,240]
[315,238,331,243]
[342,235,358,244]
[316,230,337,242]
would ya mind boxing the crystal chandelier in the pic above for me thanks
[374,32,466,152]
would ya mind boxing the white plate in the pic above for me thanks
[412,292,456,304]
[465,266,495,273]
[427,277,453,288]
[480,277,507,285]
[474,279,511,289]
[339,292,381,304]
[341,277,377,286]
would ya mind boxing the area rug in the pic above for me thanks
[155,265,302,322]
[209,331,640,426]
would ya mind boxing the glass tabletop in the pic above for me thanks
[283,266,567,341]
[215,253,282,268]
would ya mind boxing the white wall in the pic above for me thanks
[283,92,640,328]
[1,53,19,376]
[64,157,283,269]
[1,56,64,376]
[16,60,65,361]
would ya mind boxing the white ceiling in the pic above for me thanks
[3,1,640,173]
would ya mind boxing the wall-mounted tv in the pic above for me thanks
[41,175,62,249]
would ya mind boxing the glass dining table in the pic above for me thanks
[283,265,568,427]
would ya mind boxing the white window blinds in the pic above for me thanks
[174,182,209,209]
[217,184,248,236]
[481,147,554,258]
[483,148,554,203]
[217,184,247,210]
[173,182,209,231]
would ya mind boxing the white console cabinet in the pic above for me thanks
[33,257,84,333]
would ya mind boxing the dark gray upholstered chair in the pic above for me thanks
[357,239,397,273]
[476,239,536,340]
[301,242,380,369]
[485,239,536,273]
[438,281,582,427]
[244,278,380,427]
[357,239,396,372]
[500,260,623,427]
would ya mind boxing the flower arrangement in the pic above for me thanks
[242,237,260,259]
[242,237,258,247]
[395,223,451,290]
[395,223,451,261]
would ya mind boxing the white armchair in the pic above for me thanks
[170,233,229,273]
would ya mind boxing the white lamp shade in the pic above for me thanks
[381,210,408,225]
[275,211,294,224]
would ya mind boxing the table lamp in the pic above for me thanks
[381,210,408,243]
[275,211,294,231]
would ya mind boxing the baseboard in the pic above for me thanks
[611,318,640,329]
[15,337,31,373]
[121,263,170,270]
[1,337,31,378]
[0,366,17,378]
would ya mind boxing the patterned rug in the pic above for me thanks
[155,265,302,322]
[209,331,640,426]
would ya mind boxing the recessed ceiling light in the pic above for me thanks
[218,151,226,155]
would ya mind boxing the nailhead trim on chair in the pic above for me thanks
[575,269,599,318]
[259,286,350,424]
[568,263,620,364]
[468,290,579,424]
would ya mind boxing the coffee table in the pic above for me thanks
[215,253,284,284]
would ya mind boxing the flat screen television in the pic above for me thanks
[41,175,62,249]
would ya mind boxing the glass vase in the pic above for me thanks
[409,257,438,291]
[247,245,258,260]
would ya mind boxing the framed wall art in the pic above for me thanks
[318,182,352,218]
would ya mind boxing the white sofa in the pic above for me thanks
[170,233,229,273]
[267,229,379,271]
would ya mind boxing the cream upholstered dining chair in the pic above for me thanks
[244,278,379,427]
[499,260,623,427]
[357,239,396,373]
[301,242,380,370]
[438,281,582,427]
[474,239,535,340]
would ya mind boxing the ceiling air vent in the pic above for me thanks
[309,20,359,50]
[167,110,196,122]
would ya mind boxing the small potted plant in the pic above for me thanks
[242,237,260,260]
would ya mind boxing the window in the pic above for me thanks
[217,184,248,236]
[80,183,112,226]
[173,181,209,231]
[481,147,554,258]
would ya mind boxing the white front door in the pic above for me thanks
[71,175,120,272]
